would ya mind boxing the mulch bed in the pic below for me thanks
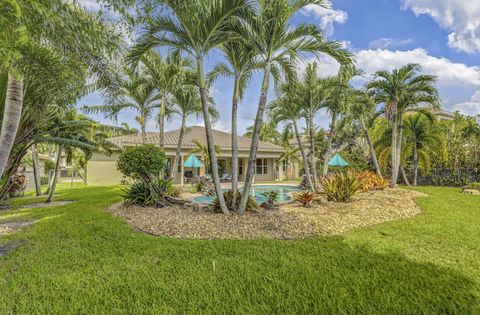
[107,188,426,240]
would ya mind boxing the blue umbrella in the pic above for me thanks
[183,154,203,168]
[328,153,350,167]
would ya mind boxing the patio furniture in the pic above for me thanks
[219,173,232,183]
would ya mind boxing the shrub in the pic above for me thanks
[261,191,278,210]
[356,171,391,191]
[116,145,166,181]
[122,179,176,207]
[293,191,316,207]
[189,181,202,193]
[117,145,167,206]
[213,190,257,213]
[320,170,363,202]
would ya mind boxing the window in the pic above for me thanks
[256,158,268,175]
[238,159,243,175]
[282,160,288,172]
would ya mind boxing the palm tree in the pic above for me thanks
[367,64,439,186]
[348,90,383,177]
[140,50,192,149]
[297,62,335,187]
[129,0,252,214]
[403,113,443,186]
[244,120,281,144]
[269,82,314,191]
[170,86,219,180]
[321,65,359,176]
[191,139,222,174]
[83,69,159,143]
[237,0,353,212]
[0,0,121,180]
[277,145,301,180]
[208,41,257,209]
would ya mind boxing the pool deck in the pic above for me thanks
[220,181,300,189]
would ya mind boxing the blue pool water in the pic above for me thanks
[193,185,300,204]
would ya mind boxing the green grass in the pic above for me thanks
[0,186,479,314]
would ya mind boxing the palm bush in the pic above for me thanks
[320,170,363,202]
[213,190,256,213]
[122,179,177,207]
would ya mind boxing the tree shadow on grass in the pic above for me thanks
[160,236,480,314]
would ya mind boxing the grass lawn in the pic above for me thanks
[0,185,479,314]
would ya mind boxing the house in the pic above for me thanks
[87,126,300,185]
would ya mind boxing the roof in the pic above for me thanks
[108,125,283,152]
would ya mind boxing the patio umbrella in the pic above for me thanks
[183,154,204,168]
[328,153,350,167]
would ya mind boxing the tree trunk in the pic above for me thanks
[390,111,398,187]
[141,122,146,144]
[238,64,271,214]
[394,114,404,186]
[32,144,42,196]
[0,73,23,179]
[197,57,228,214]
[159,96,165,149]
[231,77,240,210]
[46,145,62,203]
[294,121,314,191]
[400,165,411,186]
[171,114,186,180]
[413,144,419,186]
[363,123,382,178]
[322,112,336,175]
[308,112,317,189]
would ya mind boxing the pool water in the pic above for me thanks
[193,185,300,204]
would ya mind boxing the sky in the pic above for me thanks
[78,0,480,134]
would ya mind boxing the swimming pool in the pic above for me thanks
[193,185,301,204]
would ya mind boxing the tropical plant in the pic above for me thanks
[238,0,353,214]
[208,41,258,209]
[170,86,218,179]
[139,50,192,149]
[244,120,281,144]
[129,0,251,214]
[190,139,222,174]
[213,190,257,213]
[277,145,301,180]
[321,65,359,176]
[367,63,439,186]
[347,90,383,177]
[293,191,317,207]
[122,178,177,207]
[403,113,444,185]
[0,0,121,180]
[83,68,158,143]
[355,171,390,191]
[268,82,314,191]
[116,144,168,206]
[260,191,278,210]
[320,170,363,202]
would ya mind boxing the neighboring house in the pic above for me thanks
[432,109,456,121]
[24,153,51,191]
[87,126,300,185]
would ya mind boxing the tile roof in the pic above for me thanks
[108,125,283,152]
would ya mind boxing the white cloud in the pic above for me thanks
[77,0,102,11]
[356,48,480,86]
[368,37,414,49]
[402,0,480,53]
[301,3,348,36]
[453,91,480,116]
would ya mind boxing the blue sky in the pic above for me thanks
[78,0,480,133]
